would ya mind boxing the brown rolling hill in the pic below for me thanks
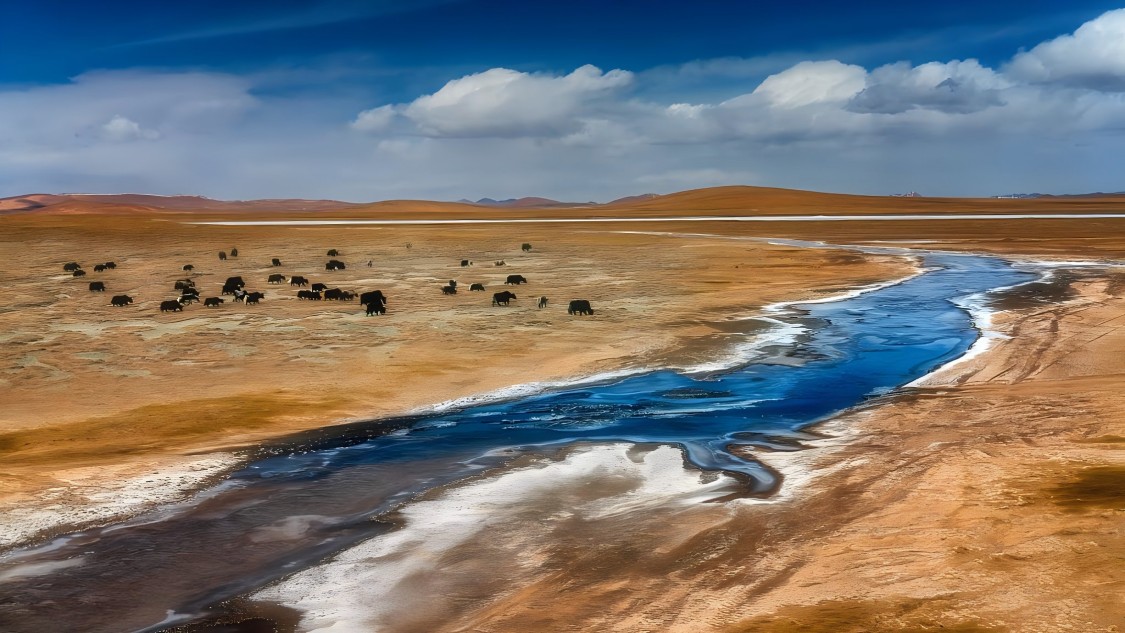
[4,185,1125,219]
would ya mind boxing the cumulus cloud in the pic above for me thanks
[6,9,1125,202]
[100,115,160,142]
[351,105,397,133]
[847,59,1009,114]
[747,60,866,108]
[1007,8,1125,90]
[400,64,633,138]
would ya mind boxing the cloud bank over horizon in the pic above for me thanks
[3,8,1125,201]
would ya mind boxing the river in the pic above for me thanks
[0,247,1037,633]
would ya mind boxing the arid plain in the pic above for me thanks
[1,187,1122,632]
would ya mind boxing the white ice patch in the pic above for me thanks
[415,368,646,414]
[254,444,735,632]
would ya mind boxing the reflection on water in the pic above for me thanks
[0,251,1035,633]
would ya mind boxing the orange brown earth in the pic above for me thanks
[1,186,1123,631]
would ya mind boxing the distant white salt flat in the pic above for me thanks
[191,213,1125,226]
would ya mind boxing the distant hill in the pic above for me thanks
[460,196,597,208]
[993,192,1125,199]
[0,193,360,215]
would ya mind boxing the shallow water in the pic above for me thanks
[0,250,1035,633]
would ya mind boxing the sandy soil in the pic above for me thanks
[0,211,908,547]
[3,188,1124,632]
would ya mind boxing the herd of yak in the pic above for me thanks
[59,245,596,317]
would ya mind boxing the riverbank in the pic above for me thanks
[0,215,912,550]
[363,263,1120,633]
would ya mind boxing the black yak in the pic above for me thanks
[492,291,517,306]
[160,299,184,312]
[110,294,133,306]
[470,283,485,291]
[89,281,106,292]
[268,273,286,284]
[505,274,527,285]
[204,297,224,307]
[568,300,594,315]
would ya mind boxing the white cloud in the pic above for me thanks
[351,105,397,133]
[1006,9,1125,90]
[747,60,867,108]
[401,64,633,138]
[6,10,1125,202]
[100,115,160,142]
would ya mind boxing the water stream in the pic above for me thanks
[0,247,1037,633]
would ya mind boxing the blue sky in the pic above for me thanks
[2,1,1125,200]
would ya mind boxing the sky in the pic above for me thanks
[2,1,1125,201]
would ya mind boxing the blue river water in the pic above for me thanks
[0,249,1037,633]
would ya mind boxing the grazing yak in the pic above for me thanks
[93,264,107,272]
[441,285,457,295]
[245,292,264,305]
[110,294,133,307]
[366,300,386,315]
[470,283,486,291]
[268,273,286,284]
[159,299,184,312]
[219,251,227,261]
[104,262,116,269]
[290,275,309,287]
[271,258,282,267]
[326,260,346,271]
[492,290,516,306]
[72,269,87,277]
[230,248,239,257]
[175,279,195,291]
[324,288,352,300]
[89,281,106,292]
[204,297,224,307]
[505,274,527,285]
[360,290,386,307]
[221,284,240,295]
[63,262,81,272]
[460,259,472,267]
[311,282,329,292]
[226,276,246,289]
[297,290,322,300]
[568,300,594,315]
[538,296,548,309]
[327,249,340,257]
[522,243,532,252]
[182,264,194,271]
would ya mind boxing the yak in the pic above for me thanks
[104,262,116,269]
[324,288,345,300]
[538,296,548,309]
[221,284,240,295]
[246,292,264,305]
[93,264,107,272]
[204,297,224,307]
[298,290,322,300]
[460,259,472,267]
[89,281,106,292]
[175,279,195,290]
[268,273,286,284]
[230,248,239,257]
[327,249,340,257]
[492,291,517,306]
[360,290,386,307]
[63,262,81,272]
[290,276,309,287]
[182,264,194,271]
[225,276,246,289]
[219,251,227,261]
[159,299,184,312]
[72,269,87,277]
[110,294,133,307]
[366,300,386,316]
[271,258,282,267]
[521,243,532,252]
[311,282,329,292]
[568,300,594,315]
[470,283,486,291]
[505,274,527,285]
[441,285,457,295]
[326,260,346,270]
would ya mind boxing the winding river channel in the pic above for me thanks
[0,245,1038,633]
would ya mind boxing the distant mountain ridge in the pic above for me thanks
[993,192,1125,199]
